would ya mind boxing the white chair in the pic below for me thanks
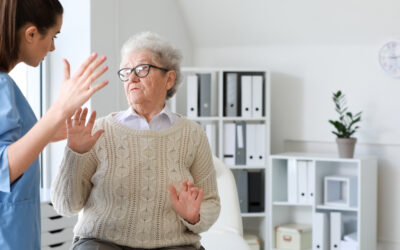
[200,156,250,250]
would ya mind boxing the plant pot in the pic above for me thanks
[336,138,357,158]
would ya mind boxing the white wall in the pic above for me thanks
[192,39,400,250]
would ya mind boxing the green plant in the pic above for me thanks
[329,90,362,138]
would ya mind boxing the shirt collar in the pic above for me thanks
[122,105,173,124]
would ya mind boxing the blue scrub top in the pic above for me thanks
[0,72,40,250]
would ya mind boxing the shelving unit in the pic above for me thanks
[269,153,377,250]
[169,67,270,249]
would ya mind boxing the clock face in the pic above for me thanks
[379,40,400,78]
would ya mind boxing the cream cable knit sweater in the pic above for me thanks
[51,114,220,249]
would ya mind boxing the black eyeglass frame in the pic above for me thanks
[117,64,170,81]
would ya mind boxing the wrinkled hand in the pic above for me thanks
[51,122,67,142]
[55,53,108,119]
[67,108,104,154]
[169,180,204,224]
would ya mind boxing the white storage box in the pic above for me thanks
[244,234,261,250]
[276,224,312,250]
[324,175,357,207]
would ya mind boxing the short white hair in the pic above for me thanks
[120,31,182,99]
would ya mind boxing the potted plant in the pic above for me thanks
[329,90,362,158]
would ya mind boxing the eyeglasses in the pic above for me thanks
[117,64,170,82]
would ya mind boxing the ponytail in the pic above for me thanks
[0,0,63,72]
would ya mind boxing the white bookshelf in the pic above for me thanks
[169,67,271,249]
[269,153,377,250]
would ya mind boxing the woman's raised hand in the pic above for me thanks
[67,108,104,154]
[55,53,109,119]
[169,180,204,224]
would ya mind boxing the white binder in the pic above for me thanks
[314,212,329,250]
[187,75,198,117]
[241,75,252,118]
[252,75,263,118]
[297,160,308,204]
[246,123,257,166]
[287,159,298,203]
[330,212,343,250]
[205,123,217,155]
[223,123,236,166]
[307,161,315,204]
[253,124,265,166]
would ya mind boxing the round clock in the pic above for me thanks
[379,40,400,78]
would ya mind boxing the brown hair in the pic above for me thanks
[0,0,63,72]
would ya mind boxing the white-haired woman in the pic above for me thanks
[51,32,220,250]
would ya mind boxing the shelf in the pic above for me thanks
[273,201,313,207]
[241,212,266,217]
[316,204,358,212]
[188,117,220,121]
[229,165,266,170]
[222,117,266,121]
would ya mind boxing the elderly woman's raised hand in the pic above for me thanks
[54,53,109,120]
[169,180,204,225]
[66,108,104,154]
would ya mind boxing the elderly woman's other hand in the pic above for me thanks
[169,180,204,225]
[66,107,104,154]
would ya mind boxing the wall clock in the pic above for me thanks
[379,40,400,78]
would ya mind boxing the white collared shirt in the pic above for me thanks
[113,105,181,130]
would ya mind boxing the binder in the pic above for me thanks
[235,122,246,165]
[241,75,252,118]
[287,159,298,203]
[248,171,264,212]
[314,212,329,250]
[198,73,211,117]
[210,72,218,116]
[234,169,248,213]
[205,123,217,155]
[223,123,236,166]
[226,73,238,117]
[251,75,263,118]
[253,124,266,166]
[330,212,343,250]
[246,123,257,166]
[187,75,198,117]
[307,161,315,204]
[297,160,308,204]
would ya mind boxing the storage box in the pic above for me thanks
[244,234,261,250]
[276,224,312,250]
[324,175,357,207]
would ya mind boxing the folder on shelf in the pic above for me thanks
[331,212,343,250]
[204,123,217,155]
[234,169,248,213]
[186,75,198,118]
[235,122,246,165]
[253,124,266,166]
[226,73,238,117]
[241,75,252,118]
[198,73,211,117]
[287,159,298,203]
[223,123,236,166]
[252,75,263,118]
[314,212,329,250]
[307,161,315,204]
[297,160,308,204]
[248,171,264,212]
[246,123,256,166]
[210,72,218,117]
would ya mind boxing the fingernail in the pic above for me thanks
[91,52,97,57]
[100,56,106,60]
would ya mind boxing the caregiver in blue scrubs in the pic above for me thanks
[0,0,109,249]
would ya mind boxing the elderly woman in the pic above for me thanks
[51,32,220,250]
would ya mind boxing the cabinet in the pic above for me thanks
[169,67,271,249]
[41,189,77,250]
[269,153,377,250]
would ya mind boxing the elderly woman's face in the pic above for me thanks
[123,50,174,106]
